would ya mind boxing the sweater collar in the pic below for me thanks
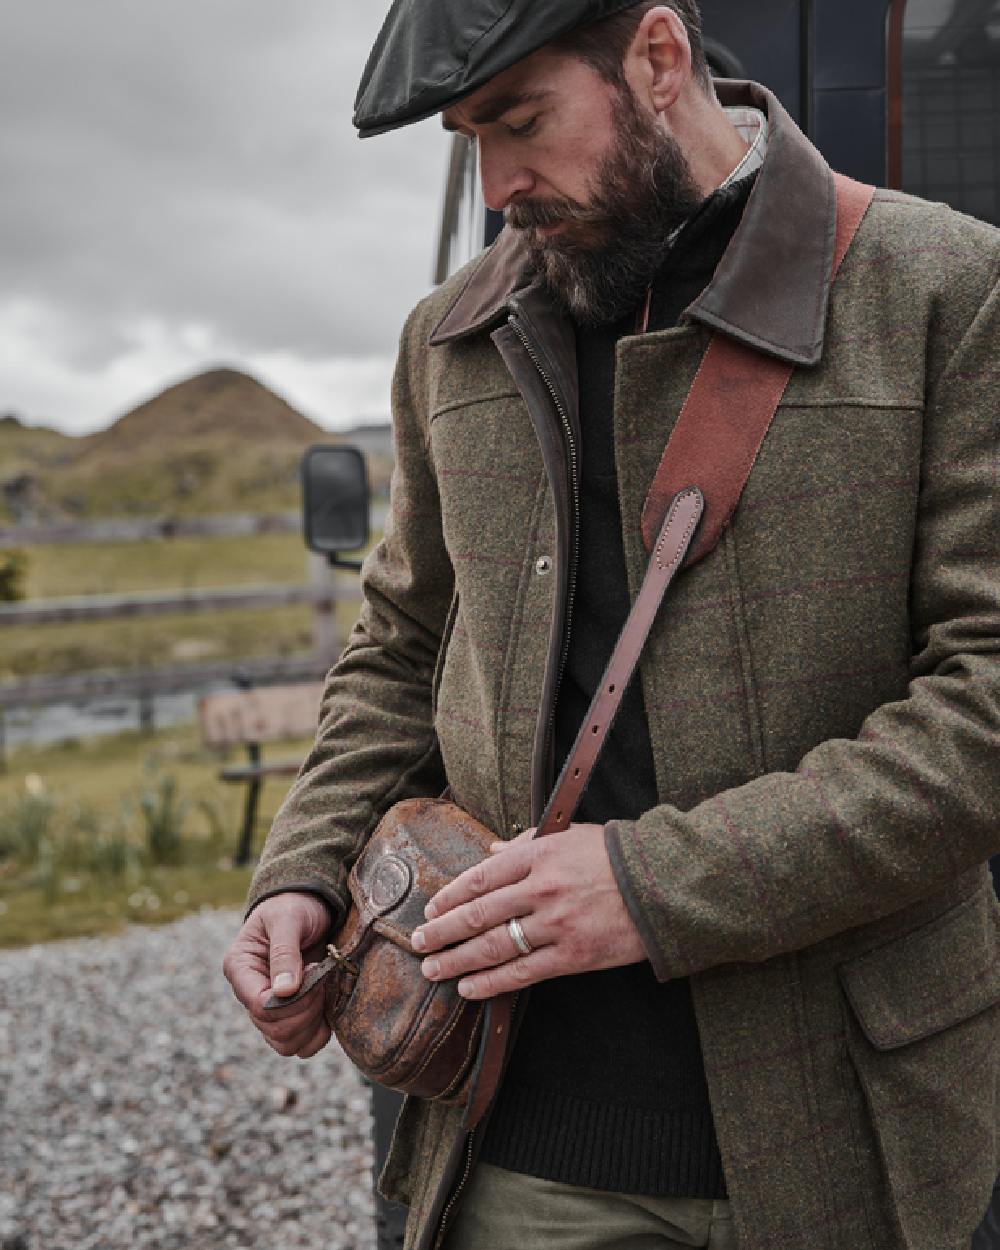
[430,81,837,367]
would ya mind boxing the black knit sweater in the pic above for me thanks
[479,175,757,1198]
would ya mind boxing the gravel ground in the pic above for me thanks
[0,910,377,1250]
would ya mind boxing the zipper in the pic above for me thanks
[508,314,581,788]
[431,314,575,1247]
[433,1131,476,1249]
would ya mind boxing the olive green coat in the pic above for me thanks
[249,82,1000,1250]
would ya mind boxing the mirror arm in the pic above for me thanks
[326,553,364,573]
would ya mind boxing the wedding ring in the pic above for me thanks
[507,917,533,957]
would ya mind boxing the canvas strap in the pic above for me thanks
[463,172,876,1136]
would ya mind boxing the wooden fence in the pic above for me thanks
[0,504,387,549]
[0,583,345,628]
[0,511,301,547]
[0,512,365,738]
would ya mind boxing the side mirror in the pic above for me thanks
[301,445,370,568]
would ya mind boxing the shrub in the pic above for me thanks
[0,790,56,865]
[138,771,188,866]
[88,827,141,879]
[0,549,28,602]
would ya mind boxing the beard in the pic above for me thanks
[506,87,704,326]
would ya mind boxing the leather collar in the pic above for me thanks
[430,80,837,367]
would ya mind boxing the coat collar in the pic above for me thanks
[430,81,838,367]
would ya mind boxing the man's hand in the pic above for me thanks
[222,892,334,1058]
[410,823,646,999]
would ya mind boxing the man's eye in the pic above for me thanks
[508,117,538,138]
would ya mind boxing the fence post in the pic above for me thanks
[309,553,339,665]
[139,689,155,735]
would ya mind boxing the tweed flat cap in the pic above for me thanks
[354,0,642,138]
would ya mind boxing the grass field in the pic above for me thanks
[0,723,316,948]
[24,531,309,597]
[0,603,318,678]
[4,531,371,679]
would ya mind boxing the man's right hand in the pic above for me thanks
[222,891,334,1059]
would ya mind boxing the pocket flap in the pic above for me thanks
[838,885,1000,1050]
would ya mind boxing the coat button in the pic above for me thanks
[535,556,553,576]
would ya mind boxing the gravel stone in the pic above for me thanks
[0,910,377,1249]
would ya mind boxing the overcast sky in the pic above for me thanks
[0,3,450,435]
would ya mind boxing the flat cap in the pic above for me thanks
[354,0,642,138]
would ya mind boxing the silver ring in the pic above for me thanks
[507,917,533,957]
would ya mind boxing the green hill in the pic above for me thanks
[0,369,343,521]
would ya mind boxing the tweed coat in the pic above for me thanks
[248,81,1000,1250]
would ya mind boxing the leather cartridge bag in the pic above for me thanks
[314,797,495,1102]
[266,485,704,1103]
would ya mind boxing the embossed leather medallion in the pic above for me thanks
[367,853,412,913]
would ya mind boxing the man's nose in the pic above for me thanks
[477,143,534,213]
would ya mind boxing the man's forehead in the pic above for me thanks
[441,55,555,132]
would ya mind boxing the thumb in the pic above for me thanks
[267,914,307,998]
[490,828,535,854]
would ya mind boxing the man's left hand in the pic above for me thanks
[410,823,647,999]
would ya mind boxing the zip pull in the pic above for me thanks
[262,945,357,1011]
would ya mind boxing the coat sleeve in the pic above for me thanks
[246,305,453,925]
[606,248,1000,981]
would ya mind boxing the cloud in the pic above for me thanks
[0,299,395,435]
[0,2,453,431]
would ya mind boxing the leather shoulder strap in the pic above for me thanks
[535,487,704,837]
[640,172,875,562]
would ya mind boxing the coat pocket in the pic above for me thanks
[839,884,1000,1249]
[378,1093,423,1208]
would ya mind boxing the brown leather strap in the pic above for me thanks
[535,486,704,838]
[463,172,876,1137]
[462,491,704,1133]
[641,173,876,561]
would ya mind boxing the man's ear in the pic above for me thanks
[626,5,693,114]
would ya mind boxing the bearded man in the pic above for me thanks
[223,3,1000,1249]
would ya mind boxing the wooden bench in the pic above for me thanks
[198,682,323,866]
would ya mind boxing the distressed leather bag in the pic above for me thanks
[308,796,496,1102]
[285,491,705,1109]
[266,171,875,1120]
[266,485,703,1103]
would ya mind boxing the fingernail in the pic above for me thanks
[273,973,295,993]
[422,958,440,979]
[424,902,438,920]
[457,979,474,998]
[412,929,426,951]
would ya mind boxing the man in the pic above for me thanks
[223,3,1000,1248]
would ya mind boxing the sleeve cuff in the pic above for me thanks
[244,881,345,938]
[604,820,675,982]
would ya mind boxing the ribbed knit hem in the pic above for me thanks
[480,1086,727,1199]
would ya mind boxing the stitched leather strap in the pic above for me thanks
[534,487,704,838]
[536,175,874,840]
[641,173,876,561]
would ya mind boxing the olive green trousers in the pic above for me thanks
[442,1163,737,1249]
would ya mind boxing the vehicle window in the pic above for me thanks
[897,0,1000,226]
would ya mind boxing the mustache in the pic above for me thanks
[506,196,602,231]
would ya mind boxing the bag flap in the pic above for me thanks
[348,797,495,937]
[838,884,1000,1050]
